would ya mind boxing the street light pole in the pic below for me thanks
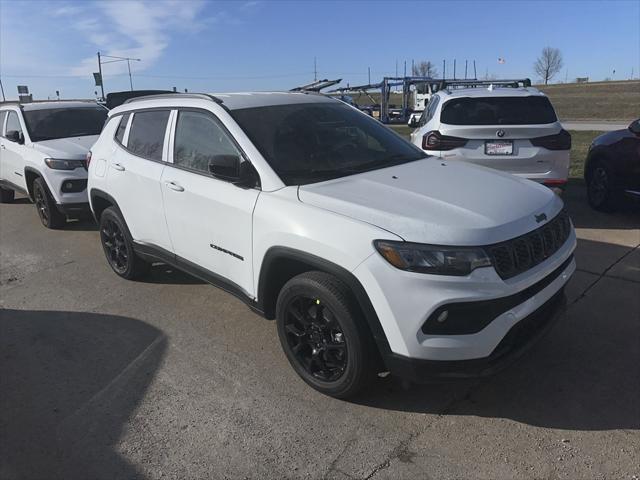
[97,54,141,95]
[127,59,133,90]
[97,52,105,100]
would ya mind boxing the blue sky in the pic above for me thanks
[0,0,638,100]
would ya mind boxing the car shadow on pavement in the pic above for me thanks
[63,218,99,232]
[356,237,639,432]
[0,308,167,480]
[9,198,32,205]
[139,264,206,285]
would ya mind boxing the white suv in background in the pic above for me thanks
[0,101,107,228]
[88,92,576,398]
[410,80,571,191]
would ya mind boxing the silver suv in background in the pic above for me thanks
[410,80,570,192]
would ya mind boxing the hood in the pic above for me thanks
[32,136,98,159]
[298,158,563,246]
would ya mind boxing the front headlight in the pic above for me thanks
[44,158,85,170]
[374,240,492,276]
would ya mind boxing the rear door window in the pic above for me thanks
[127,110,170,161]
[440,96,557,125]
[0,111,7,135]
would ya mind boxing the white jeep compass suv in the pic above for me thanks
[88,92,576,398]
[410,80,571,191]
[0,101,107,228]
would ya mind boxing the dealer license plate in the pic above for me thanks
[485,140,513,155]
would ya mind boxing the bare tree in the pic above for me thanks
[534,47,564,85]
[412,61,438,78]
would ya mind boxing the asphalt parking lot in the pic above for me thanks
[0,184,638,480]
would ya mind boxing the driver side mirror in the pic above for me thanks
[408,118,419,128]
[6,130,24,144]
[628,119,640,136]
[208,154,257,188]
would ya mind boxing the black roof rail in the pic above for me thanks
[438,78,532,91]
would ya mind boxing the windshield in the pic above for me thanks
[230,102,427,185]
[440,96,557,125]
[23,106,108,142]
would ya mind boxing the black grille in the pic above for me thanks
[488,210,572,279]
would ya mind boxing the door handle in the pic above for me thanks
[165,181,184,192]
[111,162,125,171]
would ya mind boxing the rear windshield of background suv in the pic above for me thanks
[23,107,108,142]
[440,96,557,125]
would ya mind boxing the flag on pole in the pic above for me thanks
[497,58,506,64]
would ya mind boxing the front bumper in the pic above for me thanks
[43,167,89,205]
[384,288,567,382]
[354,230,576,363]
[56,202,91,217]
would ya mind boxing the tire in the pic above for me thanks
[99,207,150,280]
[276,271,376,398]
[587,161,616,212]
[0,186,15,203]
[33,177,66,228]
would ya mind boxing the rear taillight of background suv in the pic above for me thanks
[530,129,571,150]
[422,131,468,151]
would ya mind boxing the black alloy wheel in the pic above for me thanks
[100,217,130,275]
[283,296,348,382]
[276,271,376,398]
[98,207,150,279]
[33,177,65,228]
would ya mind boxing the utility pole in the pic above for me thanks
[368,67,371,84]
[442,59,446,79]
[473,60,477,79]
[314,56,317,81]
[464,60,468,79]
[411,59,414,75]
[97,52,105,100]
[403,60,406,77]
[453,59,456,80]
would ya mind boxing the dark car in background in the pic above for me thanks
[585,119,640,211]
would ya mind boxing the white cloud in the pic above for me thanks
[55,0,209,76]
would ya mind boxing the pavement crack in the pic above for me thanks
[571,243,639,306]
[324,435,358,480]
[361,384,482,480]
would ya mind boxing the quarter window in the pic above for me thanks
[115,113,130,145]
[6,111,22,135]
[127,110,170,161]
[0,111,7,135]
[174,110,242,174]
